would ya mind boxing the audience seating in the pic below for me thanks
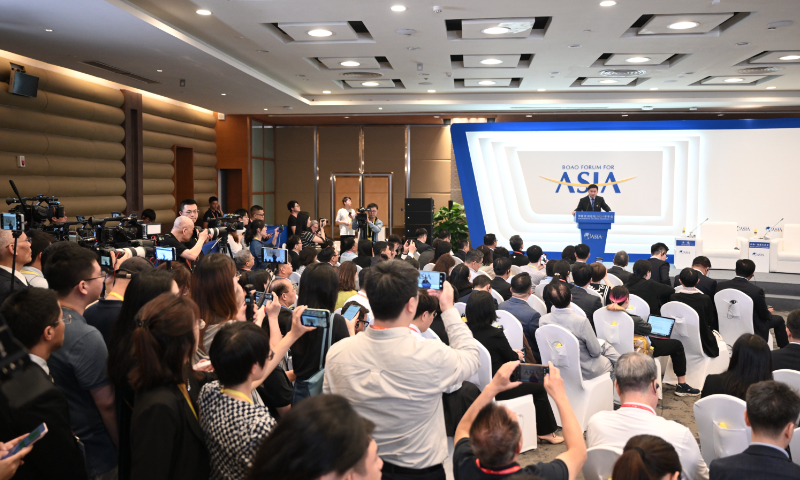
[493,311,524,350]
[421,328,441,341]
[661,302,729,388]
[582,445,623,480]
[289,272,301,284]
[773,369,800,395]
[697,222,749,270]
[454,302,467,316]
[422,263,435,271]
[495,395,538,453]
[715,288,773,351]
[769,224,800,274]
[605,273,623,287]
[627,294,650,320]
[534,282,547,300]
[526,295,547,317]
[536,324,613,431]
[693,394,750,466]
[490,289,505,305]
[466,340,493,391]
[570,302,586,317]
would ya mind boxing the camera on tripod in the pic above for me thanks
[354,207,370,240]
[202,213,243,240]
[6,194,64,230]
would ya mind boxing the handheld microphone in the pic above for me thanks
[764,218,784,239]
[687,218,709,238]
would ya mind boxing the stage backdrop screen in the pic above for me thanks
[451,119,800,259]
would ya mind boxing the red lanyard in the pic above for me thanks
[476,460,522,475]
[620,403,655,415]
[371,325,391,330]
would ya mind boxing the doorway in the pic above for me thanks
[331,173,392,240]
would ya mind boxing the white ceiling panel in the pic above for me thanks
[317,57,381,69]
[582,77,638,86]
[637,13,734,35]
[277,22,359,42]
[701,76,766,85]
[463,54,522,68]
[604,54,675,66]
[463,78,513,87]
[461,19,534,39]
[749,51,800,64]
[344,79,396,88]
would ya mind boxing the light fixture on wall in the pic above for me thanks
[482,27,510,35]
[391,5,406,12]
[323,90,331,94]
[626,57,650,63]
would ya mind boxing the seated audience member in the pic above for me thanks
[106,270,178,480]
[288,263,354,404]
[569,263,603,326]
[44,246,118,479]
[541,259,556,284]
[543,261,572,312]
[317,246,339,267]
[491,257,513,300]
[296,247,318,275]
[413,228,432,254]
[484,233,498,251]
[587,352,708,480]
[129,294,209,480]
[648,242,672,285]
[0,229,32,305]
[454,239,470,262]
[450,264,474,301]
[295,211,324,248]
[574,243,590,264]
[271,278,296,332]
[85,257,152,344]
[248,395,382,480]
[235,249,255,274]
[509,235,528,267]
[670,268,720,358]
[140,208,156,224]
[427,241,454,266]
[606,286,700,396]
[158,261,191,296]
[772,309,800,371]
[200,317,312,480]
[340,236,358,263]
[624,260,674,316]
[1,288,88,480]
[519,245,547,285]
[20,230,53,288]
[612,435,682,480]
[608,251,632,283]
[709,381,800,480]
[342,268,374,324]
[465,249,489,282]
[673,255,717,297]
[702,333,772,399]
[342,300,371,334]
[717,259,789,348]
[336,261,359,310]
[274,262,293,281]
[499,273,543,361]
[541,282,619,380]
[476,245,495,279]
[588,262,612,305]
[561,245,576,264]
[163,216,208,264]
[323,260,480,479]
[433,253,456,276]
[467,291,563,444]
[438,229,452,243]
[286,235,302,271]
[462,275,495,306]
[454,361,586,480]
[239,270,272,296]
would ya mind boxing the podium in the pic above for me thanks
[575,212,615,261]
[675,237,698,270]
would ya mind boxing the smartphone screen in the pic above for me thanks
[511,364,550,383]
[254,292,273,308]
[0,213,20,231]
[2,423,47,459]
[301,308,329,328]
[111,212,120,218]
[418,270,446,290]
[342,304,362,321]
[155,246,177,261]
[263,247,288,264]
[540,254,548,265]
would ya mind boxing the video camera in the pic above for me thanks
[355,207,369,240]
[202,213,243,240]
[5,180,65,230]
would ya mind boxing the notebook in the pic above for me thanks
[647,315,676,339]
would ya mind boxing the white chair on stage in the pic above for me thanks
[570,302,586,318]
[536,324,613,431]
[605,273,623,287]
[422,263,435,271]
[582,446,623,480]
[715,288,773,350]
[490,289,505,305]
[696,222,749,270]
[769,224,800,274]
[627,294,650,320]
[454,302,467,316]
[526,295,548,317]
[496,395,538,453]
[494,311,524,350]
[773,369,800,394]
[465,340,493,391]
[694,394,750,465]
[661,302,729,388]
[791,428,800,467]
[534,282,547,300]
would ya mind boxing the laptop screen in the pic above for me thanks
[648,315,676,338]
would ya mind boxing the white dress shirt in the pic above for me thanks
[19,265,48,288]
[469,267,490,282]
[518,265,547,285]
[29,353,50,375]
[587,403,709,480]
[0,265,28,284]
[323,308,480,469]
[336,208,356,236]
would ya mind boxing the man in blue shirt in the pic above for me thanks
[498,273,542,362]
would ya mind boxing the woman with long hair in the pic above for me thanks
[353,239,373,269]
[465,291,564,444]
[701,333,772,399]
[336,261,358,311]
[158,261,192,296]
[107,270,178,480]
[245,220,274,271]
[611,435,681,480]
[296,247,318,276]
[433,254,456,276]
[476,245,495,279]
[296,211,324,249]
[449,264,473,302]
[430,241,453,265]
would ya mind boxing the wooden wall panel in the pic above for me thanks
[364,126,405,235]
[275,127,315,227]
[318,126,360,236]
[410,126,452,211]
[215,115,250,213]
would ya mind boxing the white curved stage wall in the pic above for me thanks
[451,119,800,260]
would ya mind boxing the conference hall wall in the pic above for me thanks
[452,119,800,260]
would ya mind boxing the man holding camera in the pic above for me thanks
[336,196,356,243]
[162,216,208,266]
[366,203,383,242]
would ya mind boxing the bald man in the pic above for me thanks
[0,229,33,304]
[161,216,208,263]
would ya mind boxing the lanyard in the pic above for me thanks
[620,403,655,415]
[107,292,124,301]
[371,325,391,331]
[178,384,198,420]
[475,460,522,475]
[20,269,41,277]
[221,388,253,404]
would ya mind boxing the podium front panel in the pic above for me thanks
[749,241,770,273]
[675,238,697,270]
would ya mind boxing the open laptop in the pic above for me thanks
[647,315,677,339]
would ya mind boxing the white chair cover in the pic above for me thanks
[582,446,623,480]
[627,294,650,320]
[593,309,634,355]
[773,369,800,395]
[490,289,504,305]
[496,395,538,453]
[465,340,493,391]
[661,302,729,388]
[570,302,586,318]
[494,310,524,351]
[791,427,800,466]
[526,295,547,317]
[715,288,755,350]
[605,273,623,287]
[454,302,467,316]
[693,394,750,465]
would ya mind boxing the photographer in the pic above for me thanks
[202,196,223,229]
[336,196,356,242]
[366,203,383,242]
[20,230,54,289]
[163,216,208,265]
[0,229,32,305]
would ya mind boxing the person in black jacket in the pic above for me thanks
[624,260,674,317]
[670,268,720,358]
[608,251,632,284]
[701,334,772,400]
[772,310,800,372]
[0,230,32,306]
[716,259,789,348]
[286,235,302,272]
[352,239,374,270]
[709,381,800,480]
[570,263,602,328]
[648,242,672,286]
[673,256,717,297]
[572,184,611,214]
[490,257,513,301]
[454,239,469,262]
[508,235,528,267]
[413,228,432,255]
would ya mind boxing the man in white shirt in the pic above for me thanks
[518,245,548,286]
[464,249,489,282]
[340,237,359,263]
[324,260,480,479]
[20,230,53,288]
[336,196,356,242]
[587,352,709,480]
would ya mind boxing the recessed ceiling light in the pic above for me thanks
[45,28,53,32]
[482,27,510,35]
[480,58,504,65]
[526,115,533,117]
[568,44,582,48]
[221,93,226,96]
[156,69,162,72]
[427,90,436,93]
[196,9,212,15]
[391,5,407,12]
[766,86,777,89]
[622,114,628,116]
[724,78,745,83]
[650,87,658,90]
[599,79,618,84]
[378,107,383,110]
[626,57,651,63]
[599,0,616,5]
[322,90,331,94]
[668,21,699,30]
[264,108,268,110]
[434,116,439,118]
[308,29,333,37]
[779,55,800,61]
[478,80,497,85]
[362,81,380,86]
[344,116,349,118]
[340,61,361,67]
[537,88,546,92]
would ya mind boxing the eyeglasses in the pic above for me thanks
[183,210,199,215]
[50,315,72,327]
[83,275,106,283]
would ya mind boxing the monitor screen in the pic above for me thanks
[648,315,676,338]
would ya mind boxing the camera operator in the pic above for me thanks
[336,196,356,243]
[366,203,383,242]
[163,216,209,266]
[140,209,156,225]
[202,196,223,229]
[20,230,53,289]
[0,229,32,305]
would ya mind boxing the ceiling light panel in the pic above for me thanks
[604,53,674,66]
[461,18,535,39]
[277,22,359,42]
[317,57,381,69]
[637,13,734,35]
[581,77,637,86]
[344,79,396,88]
[748,51,800,64]
[463,78,513,87]
[463,54,522,68]
[700,75,766,85]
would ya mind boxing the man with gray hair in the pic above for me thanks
[586,352,708,480]
[0,229,32,305]
[464,249,489,282]
[161,216,208,264]
[235,248,254,274]
[607,250,632,283]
